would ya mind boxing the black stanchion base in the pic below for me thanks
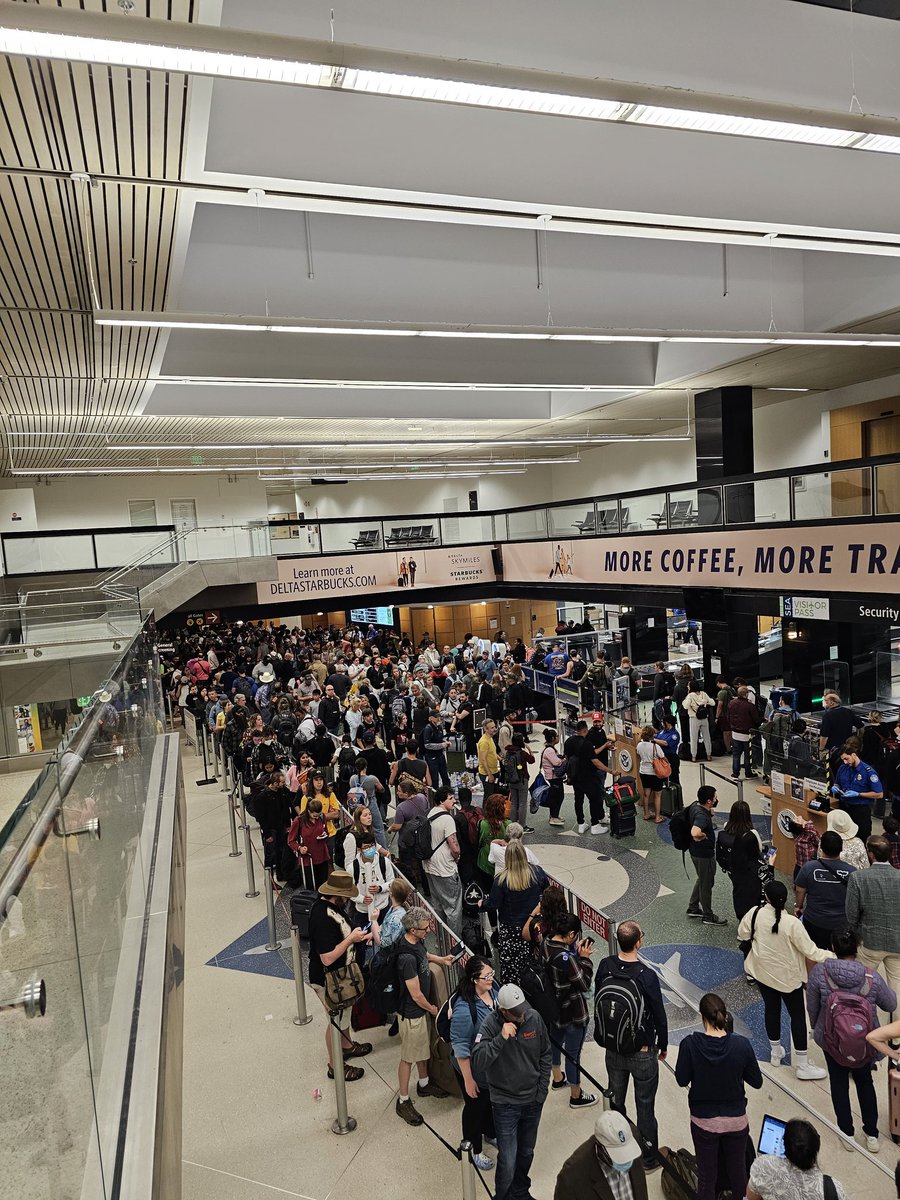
[196,779,218,787]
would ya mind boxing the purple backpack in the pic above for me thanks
[822,966,874,1068]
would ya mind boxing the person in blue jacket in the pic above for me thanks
[675,992,762,1200]
[450,956,499,1172]
[832,742,884,844]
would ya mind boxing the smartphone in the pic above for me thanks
[360,922,372,934]
[582,936,595,949]
[451,947,467,964]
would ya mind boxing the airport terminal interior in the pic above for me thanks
[3,2,900,1199]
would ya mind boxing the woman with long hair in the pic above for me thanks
[287,797,331,888]
[675,992,762,1200]
[718,799,763,920]
[450,956,499,1172]
[738,880,831,1079]
[672,663,693,753]
[522,883,568,949]
[636,724,666,822]
[538,727,566,827]
[488,841,548,984]
[302,770,340,849]
[475,792,508,893]
[546,911,597,1108]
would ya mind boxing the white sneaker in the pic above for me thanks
[548,817,565,827]
[591,822,610,835]
[840,1136,856,1153]
[769,1044,785,1066]
[576,823,589,834]
[865,1135,879,1153]
[795,1062,827,1081]
[472,1153,494,1171]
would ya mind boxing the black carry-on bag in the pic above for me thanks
[290,857,318,940]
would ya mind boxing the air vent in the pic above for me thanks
[310,478,349,486]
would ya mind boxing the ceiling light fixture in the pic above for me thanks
[2,9,899,156]
[101,436,690,453]
[151,377,638,392]
[94,311,900,348]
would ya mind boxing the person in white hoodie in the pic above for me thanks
[348,831,395,929]
[738,879,832,1080]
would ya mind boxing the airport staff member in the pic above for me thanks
[832,742,884,844]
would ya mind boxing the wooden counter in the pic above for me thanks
[768,772,830,875]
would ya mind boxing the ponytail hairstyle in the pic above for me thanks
[459,955,492,1002]
[699,992,729,1032]
[764,879,788,934]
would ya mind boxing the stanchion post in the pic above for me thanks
[226,787,241,858]
[459,1142,476,1200]
[195,719,217,787]
[264,867,282,950]
[329,1018,357,1135]
[243,821,259,897]
[290,925,313,1026]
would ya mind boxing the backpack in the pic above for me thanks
[337,747,356,781]
[695,702,709,721]
[435,988,476,1044]
[520,945,562,1026]
[367,941,405,1015]
[822,966,876,1069]
[275,714,296,747]
[502,749,521,786]
[457,805,484,848]
[594,971,645,1056]
[397,810,450,861]
[716,830,736,875]
[668,804,694,852]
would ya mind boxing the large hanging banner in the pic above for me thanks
[257,545,495,602]
[502,524,900,595]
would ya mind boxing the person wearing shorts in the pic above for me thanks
[395,907,455,1126]
[636,726,665,823]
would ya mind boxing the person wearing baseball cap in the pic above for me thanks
[473,983,551,1200]
[554,1110,647,1200]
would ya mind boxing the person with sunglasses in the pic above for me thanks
[395,907,455,1126]
[450,956,500,1172]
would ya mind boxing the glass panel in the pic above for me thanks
[875,461,900,515]
[320,519,383,554]
[268,519,320,553]
[549,502,597,538]
[94,530,175,570]
[620,492,668,531]
[506,508,548,540]
[874,650,900,710]
[4,534,95,574]
[127,498,157,527]
[725,478,790,524]
[439,513,494,545]
[667,487,721,527]
[381,520,441,549]
[792,467,872,520]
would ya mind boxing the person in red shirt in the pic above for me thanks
[288,798,332,888]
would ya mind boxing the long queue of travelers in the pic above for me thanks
[162,620,900,1200]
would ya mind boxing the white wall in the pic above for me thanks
[549,437,697,504]
[297,469,552,521]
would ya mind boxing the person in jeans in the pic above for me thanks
[686,786,727,926]
[545,912,597,1109]
[450,956,499,1173]
[806,927,896,1153]
[422,787,463,939]
[473,983,551,1200]
[793,830,857,949]
[846,834,900,1022]
[675,992,762,1200]
[594,920,668,1170]
[727,685,761,780]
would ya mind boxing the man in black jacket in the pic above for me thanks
[593,921,667,1170]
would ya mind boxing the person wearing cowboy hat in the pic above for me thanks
[254,667,277,724]
[826,809,870,873]
[307,869,374,1082]
[554,1110,648,1200]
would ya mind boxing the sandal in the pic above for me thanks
[328,1063,365,1082]
[343,1040,373,1060]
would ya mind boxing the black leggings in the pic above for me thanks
[757,982,808,1050]
[455,1068,495,1153]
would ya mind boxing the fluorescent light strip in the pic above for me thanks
[3,26,900,157]
[107,436,689,452]
[152,378,635,392]
[96,313,900,347]
[13,467,524,478]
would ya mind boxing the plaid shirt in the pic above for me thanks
[794,820,820,870]
[889,833,900,871]
[545,941,594,1027]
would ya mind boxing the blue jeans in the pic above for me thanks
[731,738,752,777]
[492,1100,544,1200]
[605,1047,659,1154]
[426,753,451,789]
[551,1022,587,1087]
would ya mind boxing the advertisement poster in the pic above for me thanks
[502,525,900,595]
[257,546,495,603]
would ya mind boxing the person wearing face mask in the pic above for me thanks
[686,786,728,926]
[473,983,551,1200]
[554,1110,648,1200]
[349,832,395,929]
[675,992,762,1200]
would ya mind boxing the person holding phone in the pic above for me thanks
[545,912,598,1109]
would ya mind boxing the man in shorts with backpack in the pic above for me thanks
[593,921,668,1171]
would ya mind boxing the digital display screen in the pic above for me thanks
[350,607,394,627]
[758,1115,786,1157]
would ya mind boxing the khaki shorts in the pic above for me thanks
[311,984,351,1030]
[399,1014,431,1064]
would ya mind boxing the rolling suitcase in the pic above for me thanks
[890,1064,900,1144]
[661,782,684,817]
[608,778,637,839]
[289,858,317,939]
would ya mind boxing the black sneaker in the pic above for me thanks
[396,1098,424,1125]
[551,1078,568,1090]
[642,1154,662,1172]
[745,772,759,779]
[523,826,536,834]
[417,1081,450,1098]
[569,1092,599,1109]
[686,909,703,919]
[702,913,728,926]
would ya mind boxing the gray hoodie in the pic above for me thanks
[472,1004,551,1105]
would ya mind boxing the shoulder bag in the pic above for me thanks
[738,903,762,959]
[653,744,672,779]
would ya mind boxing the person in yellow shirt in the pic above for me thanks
[477,719,500,795]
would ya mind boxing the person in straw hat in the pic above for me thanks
[826,809,870,873]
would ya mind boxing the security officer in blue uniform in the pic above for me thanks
[832,740,884,844]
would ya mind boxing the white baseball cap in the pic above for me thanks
[594,1111,640,1164]
[497,983,527,1014]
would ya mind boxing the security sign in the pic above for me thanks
[616,747,634,774]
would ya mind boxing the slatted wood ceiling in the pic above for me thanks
[0,0,194,471]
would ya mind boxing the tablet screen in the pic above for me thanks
[758,1114,786,1157]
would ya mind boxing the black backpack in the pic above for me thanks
[716,830,736,875]
[502,750,521,787]
[520,945,562,1026]
[594,970,645,1056]
[669,804,694,852]
[398,810,450,861]
[276,714,296,747]
[695,702,709,721]
[367,941,405,1015]
[435,988,476,1044]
